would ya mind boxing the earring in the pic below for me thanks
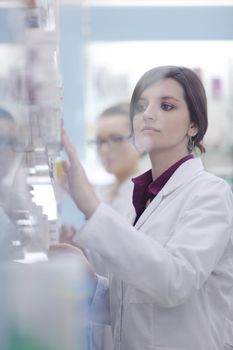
[188,135,195,153]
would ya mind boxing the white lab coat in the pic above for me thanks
[87,177,135,275]
[225,266,233,349]
[76,157,233,350]
[225,312,233,349]
[87,178,135,350]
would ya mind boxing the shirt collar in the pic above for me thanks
[132,154,194,217]
[148,154,194,196]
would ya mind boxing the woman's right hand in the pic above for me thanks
[59,224,77,245]
[60,129,100,218]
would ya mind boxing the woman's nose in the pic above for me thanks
[143,104,157,121]
[97,143,109,154]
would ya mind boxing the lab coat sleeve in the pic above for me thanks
[225,299,233,346]
[76,180,233,307]
[89,274,111,325]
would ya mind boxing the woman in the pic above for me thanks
[60,66,233,350]
[91,102,141,219]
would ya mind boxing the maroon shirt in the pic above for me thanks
[132,154,194,224]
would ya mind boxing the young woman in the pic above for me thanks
[60,66,233,350]
[92,103,141,217]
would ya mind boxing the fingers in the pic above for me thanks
[59,175,69,194]
[61,128,78,165]
[58,225,82,250]
[49,242,82,255]
[62,159,70,174]
[59,225,75,243]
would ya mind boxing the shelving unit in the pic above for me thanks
[0,0,63,252]
[0,2,87,349]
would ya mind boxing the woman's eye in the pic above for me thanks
[161,103,174,111]
[135,103,147,112]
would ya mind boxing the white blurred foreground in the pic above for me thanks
[0,254,88,350]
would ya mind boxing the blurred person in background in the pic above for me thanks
[89,103,142,237]
[57,66,233,350]
[60,103,142,350]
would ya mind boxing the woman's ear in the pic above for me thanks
[188,123,198,137]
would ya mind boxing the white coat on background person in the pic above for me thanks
[58,66,233,350]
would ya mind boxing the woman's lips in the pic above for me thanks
[141,126,160,132]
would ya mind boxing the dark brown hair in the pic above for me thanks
[129,66,208,153]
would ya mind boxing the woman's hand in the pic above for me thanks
[59,224,85,251]
[61,129,100,218]
[59,225,77,244]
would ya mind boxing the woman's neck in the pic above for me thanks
[149,148,189,180]
[115,164,139,184]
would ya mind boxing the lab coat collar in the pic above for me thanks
[134,157,204,229]
[161,157,204,196]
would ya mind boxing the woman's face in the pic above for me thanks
[95,115,139,179]
[132,78,198,155]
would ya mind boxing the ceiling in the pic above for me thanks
[58,0,233,6]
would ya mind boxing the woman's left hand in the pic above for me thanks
[60,128,100,218]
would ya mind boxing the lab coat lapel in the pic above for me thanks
[134,192,163,229]
[134,157,204,230]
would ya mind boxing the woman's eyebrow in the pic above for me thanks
[139,96,181,102]
[161,96,180,102]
